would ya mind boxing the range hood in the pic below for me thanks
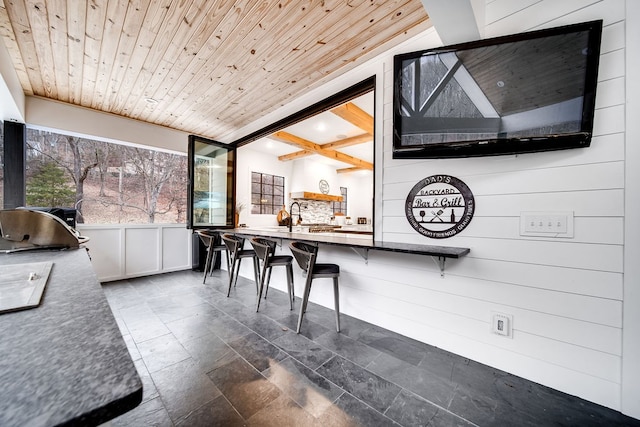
[290,191,343,202]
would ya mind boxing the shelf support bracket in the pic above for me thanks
[351,247,369,264]
[431,256,446,277]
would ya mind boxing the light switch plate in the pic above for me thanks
[520,211,574,238]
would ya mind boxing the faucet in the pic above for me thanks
[289,202,300,232]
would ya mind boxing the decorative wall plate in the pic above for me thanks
[319,179,330,194]
[405,175,475,239]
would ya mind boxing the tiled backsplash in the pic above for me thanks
[291,199,333,224]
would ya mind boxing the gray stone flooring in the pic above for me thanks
[104,269,640,426]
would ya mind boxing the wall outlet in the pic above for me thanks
[491,312,513,338]
[520,211,574,238]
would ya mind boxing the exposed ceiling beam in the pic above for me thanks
[330,102,374,135]
[277,133,372,162]
[337,166,367,174]
[273,131,373,170]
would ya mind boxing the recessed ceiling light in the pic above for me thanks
[336,134,347,139]
[316,122,326,132]
[145,97,158,105]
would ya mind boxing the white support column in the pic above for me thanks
[622,0,640,419]
[419,0,484,45]
[0,34,25,123]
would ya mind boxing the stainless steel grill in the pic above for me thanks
[0,209,88,252]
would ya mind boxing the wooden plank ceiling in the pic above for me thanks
[0,0,430,143]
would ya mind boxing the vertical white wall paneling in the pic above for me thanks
[622,0,640,418]
[125,227,160,276]
[79,227,124,281]
[78,224,192,282]
[162,226,192,270]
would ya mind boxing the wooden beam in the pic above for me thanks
[322,133,372,149]
[278,149,314,162]
[278,133,372,161]
[330,102,374,135]
[337,166,366,174]
[273,131,373,170]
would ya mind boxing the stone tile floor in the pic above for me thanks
[104,269,640,426]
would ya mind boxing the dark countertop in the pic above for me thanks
[0,248,142,426]
[223,227,470,258]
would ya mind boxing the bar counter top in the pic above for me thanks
[224,227,470,259]
[0,248,142,426]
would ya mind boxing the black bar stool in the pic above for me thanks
[250,237,295,312]
[221,234,260,297]
[195,229,228,284]
[289,241,341,333]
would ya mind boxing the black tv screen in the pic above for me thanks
[392,20,602,159]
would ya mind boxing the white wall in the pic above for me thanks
[236,145,294,227]
[378,0,628,412]
[229,0,637,416]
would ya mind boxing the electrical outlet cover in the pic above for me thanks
[491,312,513,338]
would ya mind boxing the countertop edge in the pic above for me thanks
[219,228,470,258]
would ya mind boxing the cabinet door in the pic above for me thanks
[187,135,236,229]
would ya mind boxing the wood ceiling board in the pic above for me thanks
[0,0,429,142]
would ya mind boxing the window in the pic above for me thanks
[333,187,347,215]
[251,172,284,214]
[24,128,188,224]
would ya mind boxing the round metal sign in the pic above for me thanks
[405,175,475,239]
[319,179,330,194]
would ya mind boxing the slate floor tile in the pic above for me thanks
[278,312,331,340]
[385,389,474,427]
[264,356,344,418]
[206,313,253,342]
[315,331,381,367]
[151,358,221,422]
[367,352,457,409]
[246,394,318,427]
[206,352,281,419]
[356,327,427,366]
[132,357,159,403]
[228,331,289,372]
[181,331,235,373]
[165,312,220,343]
[111,396,172,427]
[271,330,335,369]
[136,332,190,373]
[103,271,640,427]
[175,394,244,426]
[317,355,402,413]
[316,392,400,427]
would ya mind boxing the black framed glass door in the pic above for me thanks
[187,135,236,229]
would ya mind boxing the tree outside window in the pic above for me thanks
[24,128,187,224]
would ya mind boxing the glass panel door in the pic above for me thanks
[187,135,235,228]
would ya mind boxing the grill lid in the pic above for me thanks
[0,209,88,252]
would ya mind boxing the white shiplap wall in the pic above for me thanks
[376,0,626,411]
[250,0,631,413]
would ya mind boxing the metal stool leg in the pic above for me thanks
[333,277,340,332]
[202,244,213,284]
[296,277,313,333]
[286,264,294,310]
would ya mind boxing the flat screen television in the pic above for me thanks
[392,20,602,159]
